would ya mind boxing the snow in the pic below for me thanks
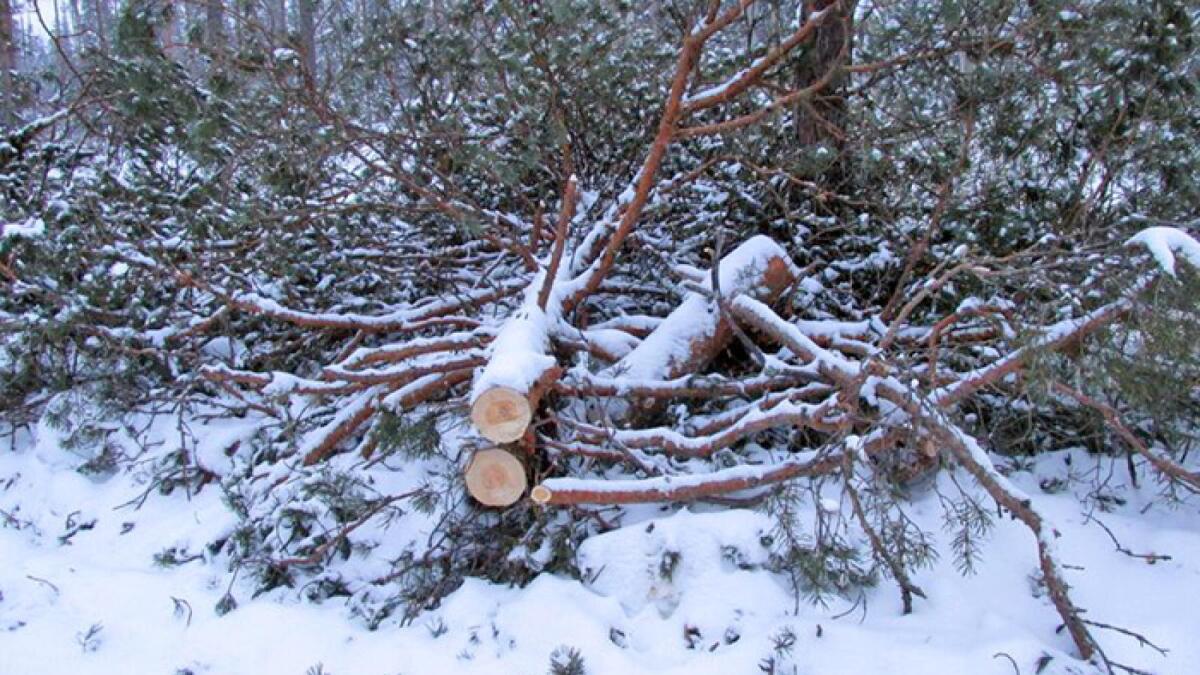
[579,327,641,360]
[469,292,556,401]
[2,216,46,239]
[4,427,1200,674]
[611,294,717,381]
[226,279,522,332]
[1127,226,1200,277]
[577,508,774,617]
[541,450,821,493]
[733,295,860,378]
[192,416,261,476]
[294,386,380,460]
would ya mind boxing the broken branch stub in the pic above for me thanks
[465,448,528,507]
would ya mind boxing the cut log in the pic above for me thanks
[470,386,533,444]
[465,448,528,507]
[595,235,797,421]
[468,289,558,442]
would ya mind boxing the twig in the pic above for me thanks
[273,491,419,568]
[26,575,60,596]
[843,454,926,615]
[1082,619,1169,657]
[1085,516,1172,564]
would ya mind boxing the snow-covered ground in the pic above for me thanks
[2,424,1198,675]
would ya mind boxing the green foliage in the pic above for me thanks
[548,645,587,675]
[370,412,440,461]
[1092,272,1200,454]
[938,482,995,576]
[763,484,876,607]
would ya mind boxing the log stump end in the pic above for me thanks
[465,448,527,507]
[471,386,533,443]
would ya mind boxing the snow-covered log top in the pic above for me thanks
[468,270,562,444]
[607,235,798,383]
[469,276,557,404]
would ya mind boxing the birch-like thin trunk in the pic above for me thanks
[92,0,110,53]
[161,0,180,57]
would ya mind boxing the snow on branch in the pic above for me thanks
[216,279,526,333]
[530,450,842,505]
[1127,226,1200,277]
[569,395,844,459]
[680,3,838,113]
[469,275,560,444]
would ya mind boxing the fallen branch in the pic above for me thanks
[531,451,842,505]
[843,452,927,615]
[1053,382,1200,494]
[568,395,845,458]
[897,395,1100,662]
[273,491,415,568]
[597,235,797,421]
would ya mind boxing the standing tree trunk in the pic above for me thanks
[92,0,111,52]
[68,0,82,32]
[53,0,72,64]
[267,0,286,45]
[297,0,317,77]
[0,0,16,123]
[161,0,180,57]
[207,0,227,53]
[232,0,251,52]
[794,0,853,149]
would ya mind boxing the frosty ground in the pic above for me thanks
[1,421,1197,675]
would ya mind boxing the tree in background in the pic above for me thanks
[0,0,16,121]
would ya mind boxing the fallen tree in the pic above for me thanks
[175,5,1197,665]
[4,2,1199,671]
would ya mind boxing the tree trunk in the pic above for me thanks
[207,0,226,53]
[470,364,560,444]
[0,0,15,122]
[160,0,180,57]
[595,235,796,423]
[464,448,528,507]
[92,0,110,52]
[68,0,82,35]
[472,387,536,444]
[794,0,853,148]
[297,0,317,76]
[233,0,252,52]
[267,0,286,44]
[53,0,71,64]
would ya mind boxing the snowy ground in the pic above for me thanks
[2,424,1199,675]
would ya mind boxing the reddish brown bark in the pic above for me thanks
[1053,382,1200,493]
[530,453,842,505]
